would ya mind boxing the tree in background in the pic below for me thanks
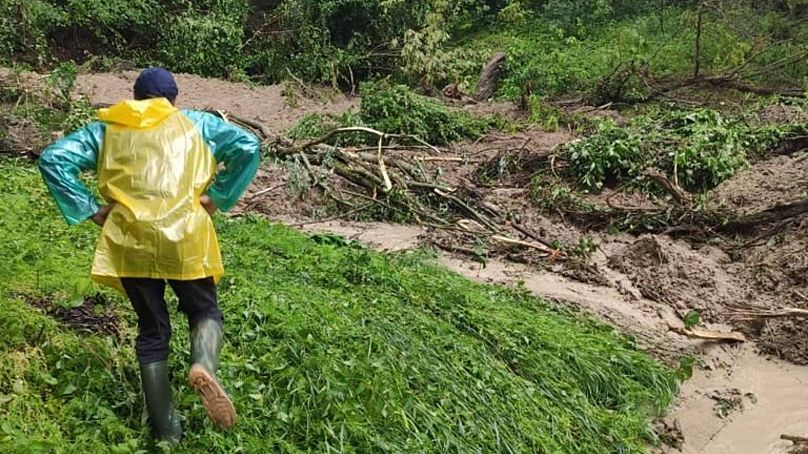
[0,0,804,96]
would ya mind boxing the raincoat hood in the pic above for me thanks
[98,98,178,129]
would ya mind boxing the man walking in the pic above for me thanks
[38,67,260,443]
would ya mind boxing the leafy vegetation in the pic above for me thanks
[288,83,495,145]
[3,1,805,97]
[564,107,803,192]
[287,112,358,142]
[464,3,807,100]
[0,64,96,159]
[360,83,494,143]
[0,159,679,452]
[523,98,806,235]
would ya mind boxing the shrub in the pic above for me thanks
[359,83,492,144]
[287,84,496,145]
[0,0,62,64]
[565,108,798,193]
[567,120,649,190]
[157,13,246,77]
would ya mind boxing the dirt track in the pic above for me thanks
[21,70,808,453]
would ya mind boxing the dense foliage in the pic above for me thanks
[564,107,805,192]
[2,0,805,97]
[288,83,495,145]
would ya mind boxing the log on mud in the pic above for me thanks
[475,52,506,102]
[720,198,808,233]
[670,326,746,343]
[774,135,808,156]
[781,434,808,444]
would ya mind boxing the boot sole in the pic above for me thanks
[188,364,237,429]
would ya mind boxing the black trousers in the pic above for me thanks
[121,277,223,365]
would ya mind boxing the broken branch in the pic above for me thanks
[643,167,692,206]
[490,235,554,254]
[670,326,746,343]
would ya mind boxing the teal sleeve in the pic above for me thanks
[38,122,104,225]
[184,110,261,212]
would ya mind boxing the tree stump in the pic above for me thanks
[475,52,506,102]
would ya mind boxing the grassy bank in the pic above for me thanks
[0,159,677,452]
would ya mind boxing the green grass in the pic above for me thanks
[0,159,677,453]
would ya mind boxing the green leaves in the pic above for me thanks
[683,311,701,330]
[287,83,496,145]
[675,356,697,382]
[565,108,799,193]
[158,12,246,78]
[360,82,492,144]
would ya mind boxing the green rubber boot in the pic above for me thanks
[139,361,182,445]
[188,318,237,429]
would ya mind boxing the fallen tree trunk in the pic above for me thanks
[774,135,808,156]
[719,198,808,233]
[476,52,506,102]
[782,434,808,444]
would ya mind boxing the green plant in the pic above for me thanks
[286,111,370,148]
[0,0,160,66]
[45,62,79,106]
[528,96,562,131]
[675,356,697,381]
[287,84,497,146]
[0,158,680,453]
[573,236,598,257]
[287,113,344,140]
[667,110,751,189]
[157,13,245,78]
[42,63,97,132]
[0,1,62,65]
[567,120,648,190]
[3,0,806,93]
[564,108,801,193]
[360,82,492,144]
[683,311,701,330]
[397,0,485,87]
[62,97,96,133]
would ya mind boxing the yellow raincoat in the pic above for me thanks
[39,98,261,291]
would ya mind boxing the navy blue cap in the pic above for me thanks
[133,67,178,102]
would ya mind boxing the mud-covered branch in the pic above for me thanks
[219,116,566,261]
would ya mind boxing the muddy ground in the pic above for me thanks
[5,69,808,453]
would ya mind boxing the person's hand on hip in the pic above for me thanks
[92,204,114,227]
[200,194,218,216]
